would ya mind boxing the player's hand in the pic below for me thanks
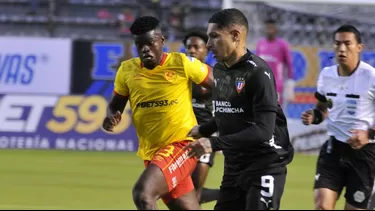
[102,111,122,132]
[187,125,202,139]
[347,129,370,150]
[301,109,314,126]
[184,138,212,158]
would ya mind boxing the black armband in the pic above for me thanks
[315,92,327,103]
[312,109,323,125]
[369,129,375,142]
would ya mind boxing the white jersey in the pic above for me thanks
[316,61,375,143]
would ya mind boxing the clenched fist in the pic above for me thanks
[301,109,314,126]
[102,111,122,132]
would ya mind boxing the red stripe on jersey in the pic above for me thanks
[199,64,211,85]
[113,90,127,98]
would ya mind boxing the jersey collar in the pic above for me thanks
[223,49,253,70]
[336,60,361,77]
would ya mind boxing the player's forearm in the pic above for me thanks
[209,111,276,151]
[311,102,328,125]
[107,94,128,116]
[199,118,217,137]
[313,92,328,124]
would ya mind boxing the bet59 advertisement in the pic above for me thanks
[0,36,72,95]
[0,94,137,151]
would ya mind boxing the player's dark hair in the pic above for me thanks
[130,16,161,35]
[265,19,276,25]
[334,24,362,44]
[183,31,208,45]
[208,8,248,32]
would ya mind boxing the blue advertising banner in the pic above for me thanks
[0,37,72,95]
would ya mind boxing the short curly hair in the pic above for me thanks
[183,31,208,45]
[130,16,161,35]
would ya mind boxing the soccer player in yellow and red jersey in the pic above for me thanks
[102,16,213,210]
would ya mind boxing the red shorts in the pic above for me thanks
[144,141,198,204]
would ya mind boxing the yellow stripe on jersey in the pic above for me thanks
[113,52,209,160]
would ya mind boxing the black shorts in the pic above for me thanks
[214,166,287,210]
[314,137,375,209]
[198,152,215,167]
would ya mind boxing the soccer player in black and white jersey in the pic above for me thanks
[185,9,294,210]
[301,24,375,210]
[183,31,220,205]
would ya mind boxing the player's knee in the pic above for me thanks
[132,183,154,208]
[314,188,337,210]
[315,199,334,210]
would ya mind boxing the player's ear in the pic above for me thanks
[357,43,363,53]
[161,36,165,45]
[230,29,240,42]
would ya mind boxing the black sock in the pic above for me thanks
[199,187,220,204]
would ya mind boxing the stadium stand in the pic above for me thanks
[0,0,222,41]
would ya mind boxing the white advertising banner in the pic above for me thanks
[287,118,328,154]
[0,37,72,95]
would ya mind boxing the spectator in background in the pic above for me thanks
[117,9,134,35]
[98,8,112,20]
[256,19,294,108]
[167,2,183,42]
[27,0,39,15]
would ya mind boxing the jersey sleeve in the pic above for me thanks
[248,67,278,113]
[315,68,327,103]
[181,54,210,84]
[113,62,129,97]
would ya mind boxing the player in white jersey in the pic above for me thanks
[301,24,375,210]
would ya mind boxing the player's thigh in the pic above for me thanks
[345,152,375,209]
[191,162,210,190]
[165,176,200,210]
[214,186,246,210]
[133,163,169,200]
[151,141,198,204]
[245,169,286,210]
[314,140,345,209]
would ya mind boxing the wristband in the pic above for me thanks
[312,109,323,125]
